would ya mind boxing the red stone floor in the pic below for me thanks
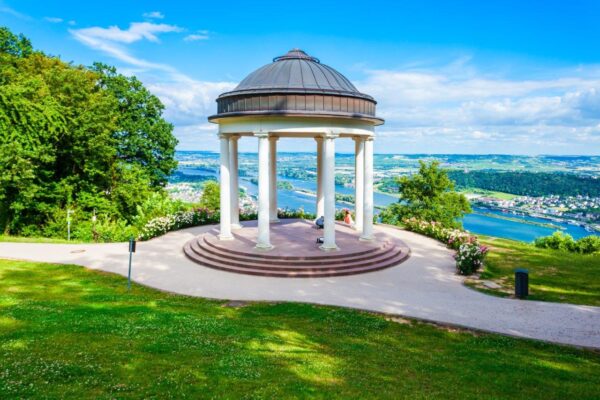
[183,219,411,277]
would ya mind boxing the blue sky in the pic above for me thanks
[1,0,599,154]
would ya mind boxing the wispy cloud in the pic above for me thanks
[184,34,209,42]
[356,62,600,153]
[72,22,182,44]
[70,20,233,146]
[70,22,183,71]
[44,16,63,23]
[0,5,31,20]
[143,11,164,20]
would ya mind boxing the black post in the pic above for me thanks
[515,268,529,299]
[128,237,136,290]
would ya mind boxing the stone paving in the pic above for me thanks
[1,223,599,349]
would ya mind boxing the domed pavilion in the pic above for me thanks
[184,49,410,277]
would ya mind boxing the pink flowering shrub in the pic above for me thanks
[455,243,489,275]
[402,217,488,275]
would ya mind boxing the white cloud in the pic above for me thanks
[0,5,30,20]
[184,33,209,42]
[70,22,183,72]
[143,11,164,19]
[72,22,181,44]
[70,20,233,150]
[68,20,76,26]
[355,62,600,153]
[44,16,63,23]
[147,79,235,125]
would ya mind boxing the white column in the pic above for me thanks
[360,136,374,241]
[269,137,279,222]
[315,137,324,217]
[255,132,273,249]
[229,135,241,229]
[353,137,364,233]
[218,134,233,240]
[320,134,338,251]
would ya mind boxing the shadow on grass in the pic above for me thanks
[1,260,599,399]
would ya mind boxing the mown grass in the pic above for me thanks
[0,235,86,244]
[1,259,599,399]
[476,236,600,306]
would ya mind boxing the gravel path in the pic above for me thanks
[1,224,599,349]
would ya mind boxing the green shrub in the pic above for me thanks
[455,242,489,275]
[534,231,599,254]
[576,235,600,254]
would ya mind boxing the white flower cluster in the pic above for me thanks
[139,209,216,240]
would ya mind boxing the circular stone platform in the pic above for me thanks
[183,219,410,277]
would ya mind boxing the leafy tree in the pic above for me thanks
[198,180,220,212]
[0,27,32,57]
[0,27,178,236]
[380,161,471,228]
[91,63,178,187]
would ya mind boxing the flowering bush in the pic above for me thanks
[138,207,322,241]
[402,218,473,250]
[402,217,488,274]
[455,243,489,275]
[139,208,218,240]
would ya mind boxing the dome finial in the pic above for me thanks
[273,49,320,63]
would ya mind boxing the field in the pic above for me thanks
[1,259,600,399]
[473,237,600,306]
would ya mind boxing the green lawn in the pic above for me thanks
[0,235,86,244]
[475,236,600,306]
[1,260,599,399]
[458,188,518,200]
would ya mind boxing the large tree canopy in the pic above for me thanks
[380,161,471,228]
[0,27,177,235]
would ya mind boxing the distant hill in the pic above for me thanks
[448,171,600,197]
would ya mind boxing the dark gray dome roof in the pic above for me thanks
[220,49,373,101]
[209,49,383,125]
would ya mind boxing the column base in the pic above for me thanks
[255,242,274,251]
[269,218,280,223]
[218,233,234,241]
[319,243,339,252]
[231,223,242,230]
[359,235,374,242]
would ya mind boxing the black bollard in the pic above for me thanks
[515,268,529,299]
[128,237,136,290]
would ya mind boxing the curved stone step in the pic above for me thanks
[188,238,404,272]
[202,234,387,261]
[183,242,410,277]
[194,236,396,266]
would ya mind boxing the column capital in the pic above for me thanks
[268,135,279,142]
[229,134,241,141]
[323,133,339,140]
[218,133,229,140]
[352,136,366,142]
[364,135,374,142]
[314,136,324,143]
[253,131,269,138]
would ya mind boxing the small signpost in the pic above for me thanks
[67,209,74,241]
[128,237,136,290]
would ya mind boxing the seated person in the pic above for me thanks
[315,216,324,229]
[343,209,354,226]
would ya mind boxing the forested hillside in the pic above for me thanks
[448,171,600,197]
[0,27,178,237]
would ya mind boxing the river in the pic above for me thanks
[178,167,595,242]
